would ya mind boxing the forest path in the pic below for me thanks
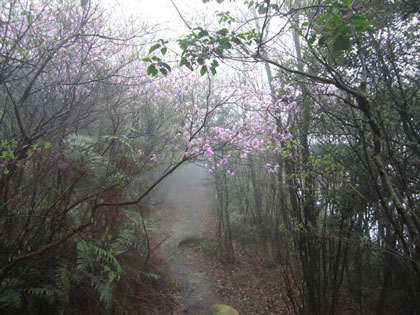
[158,163,219,314]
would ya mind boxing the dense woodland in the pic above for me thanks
[0,0,419,314]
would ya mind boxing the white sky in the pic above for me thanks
[109,0,183,23]
[100,0,269,78]
[103,0,233,36]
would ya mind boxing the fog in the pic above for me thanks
[160,163,212,202]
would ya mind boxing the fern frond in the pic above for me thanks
[55,266,71,302]
[77,240,123,275]
[76,241,95,273]
[27,285,64,303]
[102,134,137,157]
[112,228,135,255]
[65,134,96,152]
[0,289,21,308]
[92,278,113,313]
[97,166,125,189]
[140,271,160,280]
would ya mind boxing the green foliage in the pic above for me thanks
[71,222,146,311]
[112,228,135,255]
[95,279,113,311]
[0,289,21,309]
[20,222,139,312]
[55,266,72,302]
[179,0,377,74]
[64,134,127,190]
[307,0,376,53]
[0,1,185,314]
[76,240,123,276]
[143,39,171,76]
[177,27,259,75]
[140,271,160,280]
[65,134,99,163]
[24,266,72,310]
[216,11,235,24]
[43,141,52,149]
[0,278,24,306]
[27,285,65,303]
[0,139,47,173]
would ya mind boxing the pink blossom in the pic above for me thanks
[205,148,214,156]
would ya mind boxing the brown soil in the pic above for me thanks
[156,163,289,315]
[153,165,382,315]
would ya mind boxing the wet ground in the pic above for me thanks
[158,163,219,315]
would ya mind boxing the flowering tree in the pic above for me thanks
[0,1,243,312]
[144,0,420,313]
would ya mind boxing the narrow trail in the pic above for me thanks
[158,164,220,315]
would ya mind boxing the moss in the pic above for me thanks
[206,304,239,315]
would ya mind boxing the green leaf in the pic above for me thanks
[231,37,242,44]
[211,60,219,67]
[308,34,316,45]
[160,47,167,55]
[198,29,209,38]
[147,64,158,76]
[258,5,267,15]
[343,0,351,7]
[366,25,376,32]
[332,35,352,52]
[350,15,369,30]
[200,65,208,76]
[148,43,161,54]
[141,271,160,280]
[159,68,168,75]
[161,63,171,71]
[216,28,229,36]
[44,141,51,150]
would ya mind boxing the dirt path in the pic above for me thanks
[158,164,219,314]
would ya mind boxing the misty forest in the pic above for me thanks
[0,0,419,314]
